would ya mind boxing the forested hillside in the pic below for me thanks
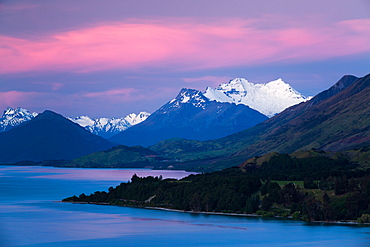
[64,147,370,223]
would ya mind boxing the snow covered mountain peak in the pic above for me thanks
[3,107,38,118]
[204,78,310,117]
[70,115,95,127]
[166,88,209,110]
[0,107,38,132]
[69,112,150,139]
[124,112,151,125]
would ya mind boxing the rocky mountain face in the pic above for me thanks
[0,110,117,164]
[109,88,268,147]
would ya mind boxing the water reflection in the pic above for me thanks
[2,166,195,181]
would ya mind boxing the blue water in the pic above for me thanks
[0,166,369,246]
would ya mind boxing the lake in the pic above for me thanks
[0,166,369,246]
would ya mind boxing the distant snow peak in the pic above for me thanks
[124,112,151,125]
[0,107,38,132]
[3,107,38,118]
[71,115,95,127]
[69,112,150,138]
[204,78,309,117]
[169,88,208,109]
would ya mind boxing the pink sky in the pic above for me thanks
[0,0,369,117]
[2,18,370,74]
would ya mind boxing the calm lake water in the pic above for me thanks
[1,166,369,247]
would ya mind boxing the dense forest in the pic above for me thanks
[63,151,370,223]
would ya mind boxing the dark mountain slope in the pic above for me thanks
[110,88,268,147]
[151,74,369,170]
[0,110,116,163]
[304,75,358,108]
[63,145,160,168]
[232,74,369,155]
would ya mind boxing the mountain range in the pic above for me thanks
[150,74,370,171]
[110,78,307,146]
[1,73,367,170]
[109,88,269,146]
[0,107,149,138]
[0,78,307,146]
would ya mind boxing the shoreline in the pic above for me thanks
[59,201,367,226]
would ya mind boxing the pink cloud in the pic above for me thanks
[1,17,369,74]
[0,91,43,109]
[82,88,137,98]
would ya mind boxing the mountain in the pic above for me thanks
[0,107,38,132]
[151,74,368,171]
[204,78,310,117]
[0,110,117,164]
[110,88,268,147]
[69,112,150,139]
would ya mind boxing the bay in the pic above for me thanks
[0,166,369,246]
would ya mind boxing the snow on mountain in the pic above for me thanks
[161,88,209,113]
[69,112,150,139]
[124,112,151,125]
[204,78,310,117]
[109,88,268,147]
[0,107,38,132]
[0,107,150,139]
[0,77,305,138]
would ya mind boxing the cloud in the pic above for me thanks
[82,88,137,98]
[1,17,369,75]
[0,91,43,109]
